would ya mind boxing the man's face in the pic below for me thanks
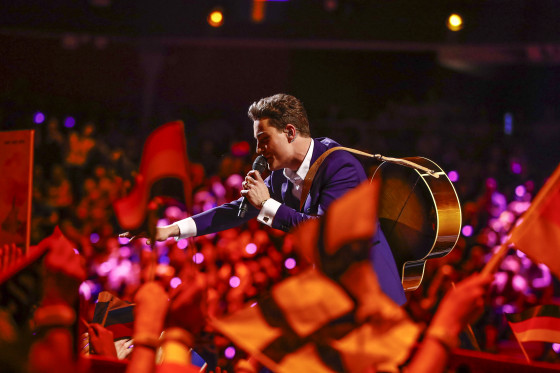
[253,118,290,171]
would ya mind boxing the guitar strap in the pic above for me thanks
[299,146,439,211]
[299,146,377,211]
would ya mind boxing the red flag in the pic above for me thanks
[509,163,560,279]
[113,121,192,230]
[506,304,560,344]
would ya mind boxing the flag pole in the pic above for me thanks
[146,198,161,283]
[481,241,510,276]
[451,282,481,351]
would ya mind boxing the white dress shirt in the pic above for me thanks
[257,140,314,227]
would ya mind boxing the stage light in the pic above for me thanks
[448,170,459,183]
[284,257,296,269]
[447,13,463,31]
[193,252,205,264]
[252,0,265,23]
[90,232,100,244]
[461,225,473,237]
[208,8,224,27]
[64,116,76,128]
[225,346,236,359]
[229,276,240,288]
[511,161,522,174]
[177,239,188,249]
[170,277,182,288]
[515,185,526,198]
[245,243,257,255]
[34,112,45,124]
[79,281,93,301]
[504,112,514,135]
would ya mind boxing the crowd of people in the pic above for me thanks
[1,92,559,371]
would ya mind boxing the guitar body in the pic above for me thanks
[371,157,461,291]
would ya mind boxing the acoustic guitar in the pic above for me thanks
[371,157,462,291]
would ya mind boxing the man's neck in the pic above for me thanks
[288,137,312,171]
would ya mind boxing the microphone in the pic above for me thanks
[238,155,268,218]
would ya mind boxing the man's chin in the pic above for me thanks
[268,162,280,171]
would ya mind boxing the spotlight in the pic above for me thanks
[447,13,463,32]
[34,112,45,124]
[208,8,224,27]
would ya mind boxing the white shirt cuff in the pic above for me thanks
[257,199,281,227]
[174,217,197,239]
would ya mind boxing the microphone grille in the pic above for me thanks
[252,155,268,173]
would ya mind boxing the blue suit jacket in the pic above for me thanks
[192,137,406,305]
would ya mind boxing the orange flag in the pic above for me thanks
[113,121,192,230]
[509,163,560,279]
[211,181,419,373]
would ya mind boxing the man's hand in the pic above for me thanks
[133,282,169,337]
[429,273,493,337]
[240,170,270,209]
[88,324,118,358]
[166,273,206,336]
[119,224,180,245]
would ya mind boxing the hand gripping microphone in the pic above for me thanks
[238,155,268,218]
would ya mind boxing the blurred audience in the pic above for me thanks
[0,95,558,370]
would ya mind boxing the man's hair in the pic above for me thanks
[248,93,311,137]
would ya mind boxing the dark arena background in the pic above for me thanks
[1,1,560,372]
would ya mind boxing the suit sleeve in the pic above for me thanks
[190,198,252,236]
[271,152,366,232]
[191,174,279,237]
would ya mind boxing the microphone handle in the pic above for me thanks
[238,197,249,218]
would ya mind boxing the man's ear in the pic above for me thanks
[285,124,297,143]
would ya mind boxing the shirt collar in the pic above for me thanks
[283,139,314,183]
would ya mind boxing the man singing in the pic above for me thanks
[131,93,406,305]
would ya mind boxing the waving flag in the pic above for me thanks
[92,291,135,340]
[509,163,560,279]
[506,304,560,344]
[113,121,192,230]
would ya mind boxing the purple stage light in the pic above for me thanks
[64,116,76,128]
[192,252,204,264]
[245,243,257,255]
[79,281,93,301]
[461,225,473,237]
[90,233,100,244]
[229,276,241,288]
[98,261,113,276]
[170,277,182,289]
[225,346,236,359]
[34,112,45,124]
[502,304,515,314]
[448,170,459,182]
[177,239,188,249]
[504,112,513,135]
[511,162,522,174]
[284,257,296,269]
[515,185,526,198]
[118,236,129,245]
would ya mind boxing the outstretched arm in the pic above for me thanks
[404,273,493,373]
